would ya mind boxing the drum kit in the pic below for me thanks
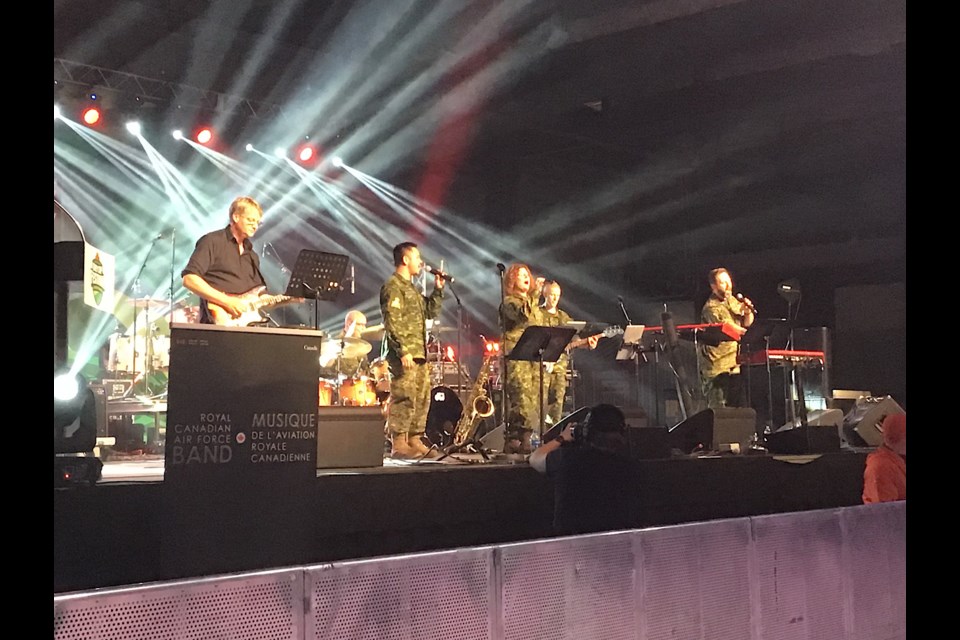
[105,298,201,395]
[317,336,384,408]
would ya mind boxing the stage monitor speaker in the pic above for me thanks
[479,424,505,451]
[668,407,757,454]
[842,395,904,447]
[628,426,671,460]
[765,422,841,455]
[316,406,385,469]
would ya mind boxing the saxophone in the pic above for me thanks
[452,353,496,447]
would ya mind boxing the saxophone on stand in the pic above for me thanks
[451,353,496,448]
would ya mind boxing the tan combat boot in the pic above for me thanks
[408,432,440,459]
[390,431,418,459]
[503,434,523,455]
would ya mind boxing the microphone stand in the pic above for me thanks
[618,297,646,421]
[302,282,320,331]
[445,280,464,397]
[168,229,176,333]
[265,242,291,325]
[129,237,162,398]
[496,264,508,432]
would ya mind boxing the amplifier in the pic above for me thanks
[101,378,133,399]
[428,361,470,387]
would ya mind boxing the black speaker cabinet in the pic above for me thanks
[316,406,385,468]
[765,424,841,454]
[628,426,671,459]
[668,407,757,454]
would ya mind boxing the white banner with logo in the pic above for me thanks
[83,243,115,311]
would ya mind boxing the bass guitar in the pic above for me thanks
[208,286,301,327]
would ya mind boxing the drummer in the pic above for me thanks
[319,310,372,380]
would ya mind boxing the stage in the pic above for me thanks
[54,449,868,594]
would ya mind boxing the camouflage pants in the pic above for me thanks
[702,372,743,410]
[387,359,431,435]
[545,362,568,426]
[505,360,541,439]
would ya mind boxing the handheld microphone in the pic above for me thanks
[425,265,455,283]
[496,263,505,273]
[736,293,756,312]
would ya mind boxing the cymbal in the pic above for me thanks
[361,323,385,339]
[320,336,372,360]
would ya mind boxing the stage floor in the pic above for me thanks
[96,449,523,483]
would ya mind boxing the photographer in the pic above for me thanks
[529,404,638,535]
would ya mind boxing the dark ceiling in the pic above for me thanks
[54,0,906,323]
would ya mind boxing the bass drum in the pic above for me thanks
[425,386,463,448]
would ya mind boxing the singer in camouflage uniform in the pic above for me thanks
[380,242,444,459]
[699,267,754,409]
[500,263,544,454]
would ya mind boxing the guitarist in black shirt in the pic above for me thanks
[182,196,298,326]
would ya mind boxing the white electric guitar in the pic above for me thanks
[207,286,301,327]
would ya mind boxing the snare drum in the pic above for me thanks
[340,376,378,406]
[318,379,335,406]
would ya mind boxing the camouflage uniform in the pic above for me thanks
[380,273,443,436]
[539,307,573,426]
[500,282,544,440]
[699,294,749,409]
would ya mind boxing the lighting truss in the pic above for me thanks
[54,58,287,120]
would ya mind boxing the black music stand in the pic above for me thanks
[284,250,350,330]
[741,318,792,433]
[508,326,577,438]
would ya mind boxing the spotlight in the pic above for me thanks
[54,105,62,120]
[53,370,104,486]
[445,346,456,362]
[195,127,214,145]
[81,106,102,126]
[54,372,80,401]
[331,156,344,168]
[125,121,142,136]
[297,144,316,163]
[172,129,183,140]
[245,143,253,152]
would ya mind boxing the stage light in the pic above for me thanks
[125,121,142,136]
[195,127,214,145]
[54,105,62,120]
[81,106,101,126]
[53,369,104,486]
[172,129,183,140]
[297,144,316,163]
[245,143,253,152]
[445,346,456,362]
[53,371,94,452]
[331,156,344,168]
[54,372,80,402]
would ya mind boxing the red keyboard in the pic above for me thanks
[738,349,826,367]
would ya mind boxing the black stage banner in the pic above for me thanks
[165,323,322,484]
